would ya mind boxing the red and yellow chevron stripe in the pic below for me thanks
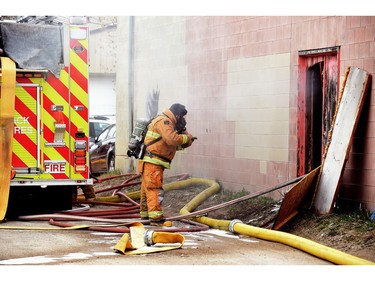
[11,25,90,182]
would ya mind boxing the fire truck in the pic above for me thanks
[0,16,94,219]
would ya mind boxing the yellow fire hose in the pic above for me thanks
[0,57,16,221]
[175,178,374,265]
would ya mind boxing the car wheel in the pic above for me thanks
[108,154,115,172]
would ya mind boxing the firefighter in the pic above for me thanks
[138,103,196,225]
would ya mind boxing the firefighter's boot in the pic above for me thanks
[150,218,172,227]
[81,185,96,200]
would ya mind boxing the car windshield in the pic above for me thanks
[107,125,116,138]
[92,122,111,138]
[97,126,110,142]
[96,124,115,142]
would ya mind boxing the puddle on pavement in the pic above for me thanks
[193,229,259,243]
[88,232,122,244]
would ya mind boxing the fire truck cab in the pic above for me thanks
[0,16,93,218]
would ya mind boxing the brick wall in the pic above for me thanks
[177,16,295,197]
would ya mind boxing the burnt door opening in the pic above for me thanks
[305,62,323,172]
[297,47,340,176]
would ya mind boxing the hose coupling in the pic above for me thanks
[144,229,155,246]
[229,219,242,234]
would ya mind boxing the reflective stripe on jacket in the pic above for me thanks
[141,108,190,169]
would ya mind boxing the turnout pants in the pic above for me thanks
[139,161,165,221]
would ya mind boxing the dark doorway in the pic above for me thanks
[305,62,323,172]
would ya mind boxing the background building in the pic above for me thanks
[114,16,375,211]
[88,16,117,117]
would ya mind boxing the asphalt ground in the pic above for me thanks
[1,218,371,281]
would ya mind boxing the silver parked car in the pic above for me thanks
[89,116,114,147]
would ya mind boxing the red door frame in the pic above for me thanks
[297,47,340,176]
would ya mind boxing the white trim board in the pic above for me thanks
[313,67,371,214]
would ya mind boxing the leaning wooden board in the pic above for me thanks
[313,67,371,214]
[272,166,320,230]
[0,57,16,221]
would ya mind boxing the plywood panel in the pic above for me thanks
[313,67,371,214]
[272,166,320,230]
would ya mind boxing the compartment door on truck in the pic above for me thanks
[12,84,41,175]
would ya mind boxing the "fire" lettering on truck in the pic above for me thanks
[44,161,66,174]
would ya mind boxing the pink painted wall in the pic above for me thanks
[154,16,375,209]
[177,17,293,199]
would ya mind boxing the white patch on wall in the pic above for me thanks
[227,53,290,162]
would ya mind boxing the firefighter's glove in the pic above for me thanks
[181,134,197,149]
